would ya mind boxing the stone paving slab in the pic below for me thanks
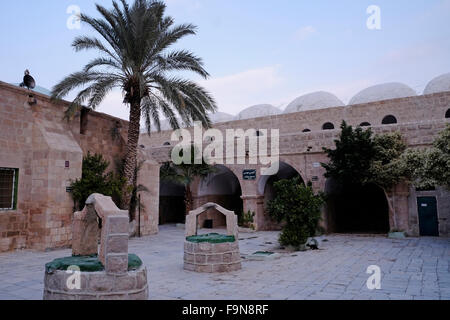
[0,225,449,300]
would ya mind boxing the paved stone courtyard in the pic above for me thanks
[0,225,449,300]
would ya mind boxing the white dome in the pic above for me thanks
[210,112,234,123]
[424,73,450,95]
[349,83,417,105]
[235,104,281,120]
[284,91,344,114]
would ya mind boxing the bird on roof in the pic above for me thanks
[20,69,36,90]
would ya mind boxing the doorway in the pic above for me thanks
[417,197,439,236]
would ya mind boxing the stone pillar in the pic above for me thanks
[241,195,265,231]
[102,215,129,275]
[136,155,160,236]
[387,183,411,233]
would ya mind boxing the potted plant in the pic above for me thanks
[238,210,255,233]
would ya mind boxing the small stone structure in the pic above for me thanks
[43,194,148,300]
[184,203,241,273]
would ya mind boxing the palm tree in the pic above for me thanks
[160,145,216,216]
[51,0,217,217]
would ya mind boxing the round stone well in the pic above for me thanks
[43,194,148,300]
[183,203,242,273]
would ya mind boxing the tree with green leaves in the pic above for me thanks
[51,0,216,215]
[322,121,376,187]
[322,121,409,190]
[403,124,450,190]
[71,153,125,210]
[160,145,216,215]
[267,177,324,249]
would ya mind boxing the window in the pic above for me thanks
[80,108,90,135]
[302,129,311,133]
[0,168,18,210]
[446,109,450,119]
[359,122,371,127]
[382,115,397,125]
[256,130,264,137]
[163,142,171,146]
[322,122,335,130]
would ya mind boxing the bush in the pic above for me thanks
[239,210,255,229]
[267,177,324,249]
[71,153,125,210]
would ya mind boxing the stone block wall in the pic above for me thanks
[184,241,241,273]
[43,267,148,300]
[0,81,160,253]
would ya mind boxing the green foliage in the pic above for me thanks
[322,121,375,186]
[323,121,409,190]
[267,177,324,249]
[70,153,125,210]
[161,145,216,214]
[403,125,450,189]
[239,210,255,229]
[367,132,408,189]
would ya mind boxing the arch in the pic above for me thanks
[446,109,450,119]
[159,166,186,225]
[196,165,243,228]
[359,122,371,127]
[163,142,171,146]
[325,178,389,234]
[302,129,311,133]
[322,122,335,130]
[258,161,305,230]
[382,115,397,125]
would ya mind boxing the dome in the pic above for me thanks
[209,112,234,123]
[349,83,417,105]
[423,73,450,95]
[235,104,281,120]
[284,91,344,114]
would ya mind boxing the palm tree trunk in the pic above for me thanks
[123,99,141,220]
[185,185,193,216]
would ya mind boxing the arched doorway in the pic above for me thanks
[159,167,186,225]
[325,179,389,234]
[258,162,304,230]
[196,165,243,229]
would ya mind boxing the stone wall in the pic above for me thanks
[142,91,450,236]
[0,81,159,252]
[43,267,148,300]
[184,241,241,273]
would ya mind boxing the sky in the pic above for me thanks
[1,0,450,121]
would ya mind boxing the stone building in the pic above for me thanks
[1,73,449,252]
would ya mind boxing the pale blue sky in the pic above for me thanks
[1,0,450,120]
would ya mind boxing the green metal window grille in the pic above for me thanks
[0,168,18,210]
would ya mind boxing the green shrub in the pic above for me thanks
[239,210,255,229]
[267,177,324,249]
[71,153,125,210]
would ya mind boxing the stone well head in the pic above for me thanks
[72,194,129,275]
[185,202,239,239]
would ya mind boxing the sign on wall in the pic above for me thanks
[243,170,257,181]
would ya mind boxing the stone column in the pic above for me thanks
[136,155,160,236]
[387,183,411,233]
[241,195,265,231]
